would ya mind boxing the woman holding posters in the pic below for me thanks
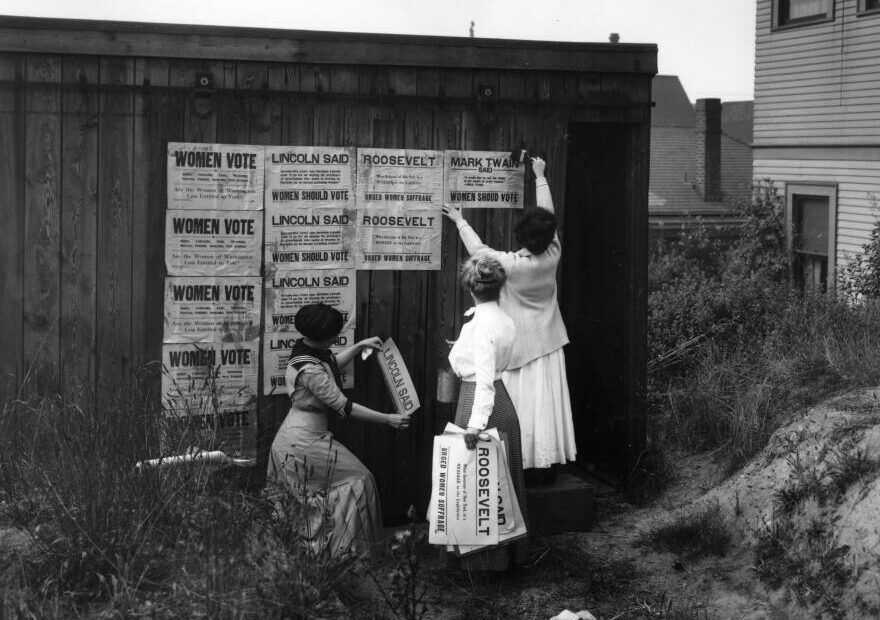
[268,303,411,556]
[442,156,576,480]
[448,254,529,570]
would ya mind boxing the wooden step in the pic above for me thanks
[525,470,595,535]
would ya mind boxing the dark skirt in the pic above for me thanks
[453,379,530,571]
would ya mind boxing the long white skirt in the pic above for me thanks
[502,347,577,469]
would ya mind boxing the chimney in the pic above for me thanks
[694,98,721,202]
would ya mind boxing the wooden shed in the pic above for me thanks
[0,17,655,520]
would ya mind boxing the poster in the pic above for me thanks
[264,268,356,333]
[428,434,499,547]
[376,338,420,415]
[263,330,355,393]
[165,209,263,276]
[264,205,355,271]
[163,276,261,343]
[264,146,356,209]
[163,404,258,460]
[161,340,259,411]
[444,150,525,209]
[355,148,444,210]
[354,207,442,270]
[167,142,265,211]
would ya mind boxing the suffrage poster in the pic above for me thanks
[167,143,264,211]
[264,268,356,333]
[263,330,355,393]
[355,148,444,210]
[444,150,525,209]
[165,209,263,276]
[264,146,356,209]
[428,434,499,547]
[161,340,259,411]
[163,276,261,343]
[354,207,442,270]
[377,338,420,415]
[164,404,258,460]
[264,205,355,271]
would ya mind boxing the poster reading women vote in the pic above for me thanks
[444,150,525,209]
[263,330,355,394]
[167,143,265,211]
[264,268,357,333]
[355,148,444,210]
[163,276,261,343]
[161,341,259,412]
[165,210,263,276]
[355,208,442,270]
[164,405,258,460]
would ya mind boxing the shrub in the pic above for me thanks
[637,501,730,560]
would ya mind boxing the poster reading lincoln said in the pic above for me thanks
[163,276,261,343]
[264,268,356,333]
[161,340,259,412]
[263,330,355,394]
[165,209,263,276]
[444,150,525,209]
[265,207,355,271]
[167,142,264,211]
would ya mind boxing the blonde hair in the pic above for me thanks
[460,254,506,302]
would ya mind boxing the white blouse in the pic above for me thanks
[448,301,516,431]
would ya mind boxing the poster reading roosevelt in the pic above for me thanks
[264,268,357,334]
[444,150,525,209]
[263,330,355,393]
[355,208,442,270]
[167,142,265,211]
[355,148,444,210]
[165,209,263,276]
[163,276,261,343]
[161,340,259,411]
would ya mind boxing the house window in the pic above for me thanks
[858,0,880,14]
[773,0,834,28]
[786,184,837,291]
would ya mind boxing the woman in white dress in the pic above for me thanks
[442,156,576,476]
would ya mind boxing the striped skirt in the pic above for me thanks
[453,379,530,570]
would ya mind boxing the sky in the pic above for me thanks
[0,0,757,101]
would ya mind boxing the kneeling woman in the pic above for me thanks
[268,303,411,555]
[449,255,529,570]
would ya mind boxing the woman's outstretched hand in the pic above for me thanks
[531,156,546,178]
[387,412,412,430]
[441,203,464,224]
[464,427,482,450]
[358,336,383,351]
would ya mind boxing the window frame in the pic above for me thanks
[772,0,835,30]
[858,0,880,15]
[785,183,838,290]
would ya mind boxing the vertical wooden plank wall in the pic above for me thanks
[0,53,24,397]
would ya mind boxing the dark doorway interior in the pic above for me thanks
[560,122,631,478]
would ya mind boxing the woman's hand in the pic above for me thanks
[358,336,382,351]
[441,203,465,224]
[386,412,412,430]
[531,156,546,178]
[464,427,482,450]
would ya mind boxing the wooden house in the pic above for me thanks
[0,17,656,520]
[753,0,880,289]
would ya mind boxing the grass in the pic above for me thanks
[637,502,731,561]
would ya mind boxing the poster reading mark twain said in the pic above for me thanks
[165,210,263,276]
[355,207,442,270]
[444,150,524,209]
[161,341,259,411]
[356,148,443,210]
[164,405,258,460]
[263,330,355,393]
[163,276,261,343]
[265,205,355,271]
[167,143,264,211]
[265,146,355,209]
[264,269,356,333]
